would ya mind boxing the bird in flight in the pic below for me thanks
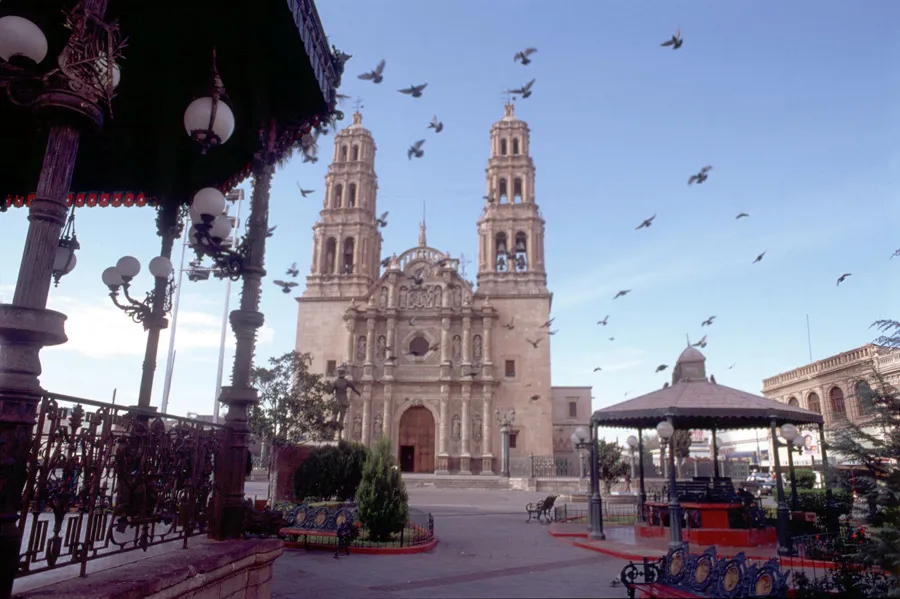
[692,335,708,349]
[408,140,425,160]
[597,315,609,326]
[526,337,543,349]
[408,271,425,286]
[504,317,515,330]
[548,329,559,336]
[593,367,602,372]
[688,165,713,185]
[608,337,615,341]
[514,47,538,65]
[428,115,444,133]
[483,194,495,204]
[376,211,389,228]
[380,257,391,268]
[701,316,716,327]
[728,363,736,370]
[296,183,314,198]
[892,249,900,260]
[636,214,656,230]
[266,226,277,238]
[529,394,541,401]
[507,78,536,99]
[399,83,428,98]
[614,290,631,299]
[753,251,766,264]
[656,364,669,373]
[836,273,851,286]
[736,212,749,219]
[286,263,299,278]
[358,59,386,83]
[541,317,555,328]
[660,29,683,49]
[273,280,299,294]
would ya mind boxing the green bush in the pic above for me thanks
[356,436,408,542]
[794,469,817,490]
[293,441,371,502]
[790,488,853,528]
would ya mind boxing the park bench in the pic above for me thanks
[525,494,557,524]
[620,543,789,598]
[277,503,359,550]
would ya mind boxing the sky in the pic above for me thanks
[1,0,898,428]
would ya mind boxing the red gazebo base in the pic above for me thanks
[636,522,776,547]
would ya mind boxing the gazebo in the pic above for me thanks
[589,346,829,555]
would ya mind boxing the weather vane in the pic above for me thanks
[353,97,364,113]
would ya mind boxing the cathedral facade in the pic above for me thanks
[295,105,581,474]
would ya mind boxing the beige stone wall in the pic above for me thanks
[550,386,592,456]
[295,298,353,374]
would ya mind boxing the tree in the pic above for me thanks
[356,436,409,542]
[248,351,336,499]
[597,438,629,494]
[827,320,900,577]
[673,430,693,478]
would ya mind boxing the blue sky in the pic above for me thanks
[1,0,898,421]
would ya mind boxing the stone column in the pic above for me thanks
[382,384,393,442]
[481,389,494,474]
[363,317,375,379]
[387,273,397,307]
[482,313,494,378]
[440,317,450,363]
[385,316,397,378]
[344,318,355,366]
[361,383,372,447]
[460,386,472,474]
[436,385,450,474]
[462,315,472,365]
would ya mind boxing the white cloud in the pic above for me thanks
[43,295,274,360]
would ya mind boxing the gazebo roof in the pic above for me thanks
[591,347,824,430]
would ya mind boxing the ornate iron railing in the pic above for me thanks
[16,392,223,579]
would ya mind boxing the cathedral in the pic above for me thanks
[295,104,590,474]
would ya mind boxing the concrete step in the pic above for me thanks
[401,474,511,490]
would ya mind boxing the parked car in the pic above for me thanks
[745,473,774,496]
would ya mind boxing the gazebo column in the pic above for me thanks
[818,421,839,534]
[666,417,682,550]
[711,426,720,478]
[770,418,794,556]
[637,427,646,521]
[588,419,605,540]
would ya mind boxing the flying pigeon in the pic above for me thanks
[688,165,713,185]
[701,316,716,327]
[358,59,386,83]
[836,273,851,286]
[660,29,683,49]
[399,83,428,98]
[380,257,391,268]
[728,363,736,370]
[376,211,389,227]
[541,318,555,328]
[753,251,766,264]
[636,214,656,230]
[892,249,900,260]
[408,140,425,160]
[273,280,298,294]
[266,226,277,238]
[593,367,602,372]
[504,317,515,330]
[614,290,631,299]
[428,116,444,133]
[483,194,495,204]
[408,271,425,286]
[514,48,537,65]
[408,317,416,326]
[692,335,708,349]
[507,78,536,99]
[286,263,299,278]
[526,337,543,348]
[548,329,559,336]
[656,364,669,373]
[736,212,749,219]
[296,182,314,198]
[598,315,609,326]
[608,337,615,341]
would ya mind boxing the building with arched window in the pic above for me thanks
[295,105,582,475]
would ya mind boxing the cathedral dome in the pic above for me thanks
[337,111,371,137]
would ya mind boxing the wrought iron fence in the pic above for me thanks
[283,507,435,549]
[553,503,639,525]
[17,392,224,579]
[510,455,581,478]
[784,529,897,595]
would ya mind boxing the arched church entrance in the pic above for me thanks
[398,406,435,473]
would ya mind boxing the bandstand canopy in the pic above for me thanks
[591,347,824,431]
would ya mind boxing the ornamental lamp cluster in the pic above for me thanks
[187,187,245,280]
[101,255,175,329]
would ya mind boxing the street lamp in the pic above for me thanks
[780,424,800,512]
[496,408,516,477]
[769,418,795,556]
[189,187,245,279]
[626,435,638,480]
[183,49,236,154]
[583,421,605,540]
[657,419,682,549]
[51,205,80,287]
[572,426,590,479]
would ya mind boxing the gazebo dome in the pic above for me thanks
[674,346,706,383]
[677,346,705,364]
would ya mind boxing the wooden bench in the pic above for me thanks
[277,503,359,551]
[620,543,789,598]
[525,494,557,524]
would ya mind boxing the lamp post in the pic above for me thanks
[586,420,605,540]
[709,435,723,478]
[657,419,681,549]
[770,418,794,556]
[572,427,590,479]
[101,254,175,409]
[781,424,800,512]
[496,408,516,477]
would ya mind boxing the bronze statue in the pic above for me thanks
[330,366,361,439]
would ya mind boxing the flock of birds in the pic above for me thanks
[263,26,893,397]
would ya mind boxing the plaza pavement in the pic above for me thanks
[270,487,630,599]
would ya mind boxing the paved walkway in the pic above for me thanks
[271,488,629,598]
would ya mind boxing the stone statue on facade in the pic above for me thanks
[473,335,483,361]
[472,413,483,441]
[451,414,461,441]
[399,287,407,308]
[329,367,361,439]
[356,336,366,361]
[376,335,387,360]
[379,287,388,308]
[352,413,362,441]
[374,413,383,436]
[452,335,462,360]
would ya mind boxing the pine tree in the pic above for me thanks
[356,436,409,542]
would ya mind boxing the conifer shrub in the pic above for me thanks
[356,436,408,542]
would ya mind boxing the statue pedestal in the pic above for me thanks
[460,455,471,475]
[435,454,450,475]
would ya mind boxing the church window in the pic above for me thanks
[512,137,520,155]
[408,335,430,357]
[326,360,337,376]
[513,178,523,203]
[340,145,348,161]
[514,232,528,272]
[829,386,846,418]
[343,237,355,274]
[498,179,508,204]
[348,183,357,208]
[334,184,343,208]
[568,401,578,418]
[500,138,508,155]
[504,359,516,378]
[495,232,508,272]
[352,145,359,161]
[509,431,518,449]
[787,397,799,407]
[324,237,337,274]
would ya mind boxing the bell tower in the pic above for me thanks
[476,102,548,295]
[303,111,382,298]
